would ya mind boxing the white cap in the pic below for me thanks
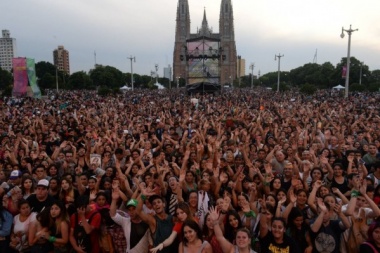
[37,179,49,188]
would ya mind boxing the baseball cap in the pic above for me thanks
[126,199,138,208]
[9,170,22,180]
[37,179,49,188]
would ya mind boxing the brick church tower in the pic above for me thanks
[173,0,237,87]
[173,0,190,82]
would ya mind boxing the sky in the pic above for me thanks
[1,0,380,77]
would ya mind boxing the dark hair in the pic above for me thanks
[175,202,192,220]
[272,217,287,229]
[367,221,380,244]
[21,175,35,195]
[17,198,30,210]
[181,220,203,246]
[75,195,89,209]
[225,210,243,243]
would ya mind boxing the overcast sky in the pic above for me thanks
[2,0,380,77]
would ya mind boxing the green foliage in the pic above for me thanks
[2,85,13,97]
[97,86,112,96]
[0,68,13,90]
[367,82,380,92]
[349,83,365,92]
[299,83,317,95]
[67,71,94,89]
[89,65,124,88]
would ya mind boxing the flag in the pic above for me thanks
[342,66,347,79]
[26,58,41,98]
[12,58,28,97]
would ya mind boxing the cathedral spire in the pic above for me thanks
[199,7,210,36]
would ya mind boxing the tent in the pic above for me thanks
[332,84,345,90]
[120,85,131,91]
[154,82,166,89]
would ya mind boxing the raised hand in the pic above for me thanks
[208,206,219,223]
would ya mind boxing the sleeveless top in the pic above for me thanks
[184,241,209,253]
[152,215,174,253]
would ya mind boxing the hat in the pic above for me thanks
[156,119,161,123]
[126,199,138,208]
[9,170,22,180]
[37,179,49,188]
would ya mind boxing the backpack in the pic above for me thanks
[73,211,98,253]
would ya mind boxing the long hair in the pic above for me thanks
[60,178,74,202]
[50,199,69,235]
[21,175,35,195]
[225,209,243,243]
[367,221,380,244]
[181,219,203,246]
[176,202,194,221]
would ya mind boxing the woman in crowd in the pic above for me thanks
[209,207,255,253]
[179,219,212,253]
[203,213,223,253]
[21,175,35,199]
[59,178,79,215]
[10,199,36,252]
[360,222,380,253]
[49,200,70,253]
[28,208,54,253]
[224,209,244,244]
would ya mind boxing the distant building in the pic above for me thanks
[0,30,17,72]
[163,65,172,79]
[237,55,245,78]
[53,46,70,74]
[173,0,237,86]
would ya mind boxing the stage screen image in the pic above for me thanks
[187,39,220,85]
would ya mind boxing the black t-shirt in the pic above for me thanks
[27,193,55,213]
[130,221,149,249]
[309,220,346,253]
[260,231,301,253]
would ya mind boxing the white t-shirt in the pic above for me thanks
[13,212,37,234]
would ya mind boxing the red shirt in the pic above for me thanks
[70,210,101,253]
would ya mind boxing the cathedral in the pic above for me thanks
[173,0,237,90]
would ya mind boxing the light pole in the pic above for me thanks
[128,56,136,91]
[155,64,159,84]
[55,66,59,93]
[359,62,363,85]
[249,63,255,89]
[340,25,358,98]
[275,54,284,92]
[176,76,180,88]
[168,65,172,89]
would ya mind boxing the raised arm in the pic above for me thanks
[209,207,233,253]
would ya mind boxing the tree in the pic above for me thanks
[67,71,94,89]
[89,65,123,88]
[300,83,317,95]
[0,68,13,90]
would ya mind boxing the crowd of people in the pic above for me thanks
[0,88,379,253]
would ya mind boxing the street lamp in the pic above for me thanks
[359,62,363,85]
[176,76,180,88]
[155,64,159,85]
[55,66,59,93]
[275,54,284,92]
[340,25,358,98]
[127,56,136,91]
[249,63,255,89]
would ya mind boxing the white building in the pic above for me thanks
[0,30,17,72]
[163,65,171,80]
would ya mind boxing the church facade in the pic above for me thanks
[173,0,237,87]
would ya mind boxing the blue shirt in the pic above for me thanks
[0,210,12,237]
